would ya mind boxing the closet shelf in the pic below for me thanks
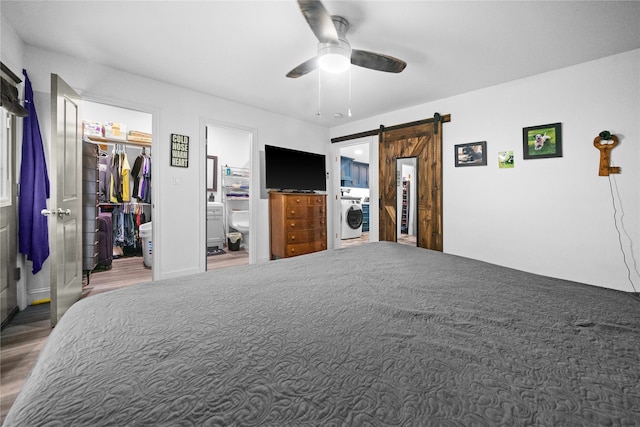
[86,135,152,148]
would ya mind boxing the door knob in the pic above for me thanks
[40,208,71,218]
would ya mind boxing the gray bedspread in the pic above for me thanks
[5,242,640,426]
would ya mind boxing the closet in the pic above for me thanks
[96,144,151,254]
[82,101,153,288]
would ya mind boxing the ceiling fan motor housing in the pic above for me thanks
[317,16,351,73]
[318,39,352,73]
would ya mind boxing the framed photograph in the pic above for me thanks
[523,122,562,159]
[455,141,487,167]
[206,155,218,191]
[498,150,514,169]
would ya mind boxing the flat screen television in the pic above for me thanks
[265,145,326,192]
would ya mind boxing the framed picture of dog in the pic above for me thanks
[455,141,487,167]
[523,122,562,159]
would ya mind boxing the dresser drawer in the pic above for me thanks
[286,205,325,219]
[286,218,326,231]
[286,241,327,257]
[288,195,325,206]
[287,229,326,244]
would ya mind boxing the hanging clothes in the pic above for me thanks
[109,150,122,202]
[121,151,131,202]
[18,69,50,274]
[109,147,131,203]
[140,156,152,203]
[130,152,143,199]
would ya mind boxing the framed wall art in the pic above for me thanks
[454,141,487,167]
[498,151,514,169]
[523,122,562,159]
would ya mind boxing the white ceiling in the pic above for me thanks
[3,1,639,128]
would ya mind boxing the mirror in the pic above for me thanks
[206,155,217,191]
[396,157,417,246]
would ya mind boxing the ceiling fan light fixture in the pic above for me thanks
[317,41,351,73]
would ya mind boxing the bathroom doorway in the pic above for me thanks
[205,123,253,270]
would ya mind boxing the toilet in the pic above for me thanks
[230,210,249,233]
[230,210,249,249]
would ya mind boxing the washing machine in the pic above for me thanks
[341,197,363,239]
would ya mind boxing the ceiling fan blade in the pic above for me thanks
[297,0,339,44]
[351,49,407,73]
[286,57,318,78]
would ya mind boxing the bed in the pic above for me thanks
[4,242,640,426]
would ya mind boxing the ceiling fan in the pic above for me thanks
[286,0,407,78]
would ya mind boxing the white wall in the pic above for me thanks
[331,50,640,292]
[8,38,329,284]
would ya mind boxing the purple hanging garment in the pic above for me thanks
[18,69,50,274]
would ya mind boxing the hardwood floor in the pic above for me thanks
[339,232,418,248]
[397,233,417,246]
[0,249,248,424]
[0,303,49,423]
[339,231,370,247]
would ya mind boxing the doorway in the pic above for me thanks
[1,98,18,327]
[205,124,252,270]
[336,138,372,248]
[79,101,154,295]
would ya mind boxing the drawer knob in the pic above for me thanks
[291,235,296,240]
[290,223,295,228]
[291,210,296,215]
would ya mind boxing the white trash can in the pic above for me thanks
[139,222,152,268]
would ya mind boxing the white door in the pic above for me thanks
[1,109,18,325]
[47,74,83,327]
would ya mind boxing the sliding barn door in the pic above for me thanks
[379,119,444,251]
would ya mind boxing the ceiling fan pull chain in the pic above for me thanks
[348,66,352,117]
[317,69,322,116]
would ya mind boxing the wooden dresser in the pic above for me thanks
[269,192,327,259]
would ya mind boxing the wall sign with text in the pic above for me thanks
[170,134,189,167]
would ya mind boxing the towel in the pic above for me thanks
[18,69,50,274]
